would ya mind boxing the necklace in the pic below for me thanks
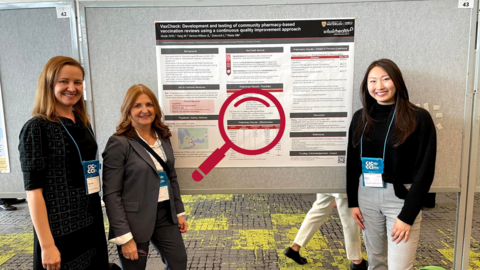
[147,136,156,145]
[135,128,157,145]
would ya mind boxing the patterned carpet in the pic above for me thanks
[0,193,477,269]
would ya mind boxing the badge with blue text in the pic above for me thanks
[82,160,101,194]
[360,108,396,189]
[59,121,102,195]
[158,171,170,202]
[361,157,385,188]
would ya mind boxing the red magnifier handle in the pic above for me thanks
[192,144,231,181]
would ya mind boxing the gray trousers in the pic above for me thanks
[118,202,187,270]
[358,181,422,270]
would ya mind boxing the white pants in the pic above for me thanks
[358,182,422,270]
[293,193,363,261]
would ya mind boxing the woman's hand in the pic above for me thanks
[41,244,61,270]
[391,218,411,243]
[178,216,188,233]
[122,239,139,260]
[350,207,365,230]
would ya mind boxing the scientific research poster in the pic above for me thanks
[155,18,355,168]
[0,84,10,173]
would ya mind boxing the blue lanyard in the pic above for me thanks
[360,108,396,160]
[155,138,167,162]
[59,119,99,162]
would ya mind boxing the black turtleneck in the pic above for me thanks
[346,102,437,225]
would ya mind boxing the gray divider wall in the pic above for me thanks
[85,1,470,193]
[0,7,72,196]
[0,2,468,194]
[84,0,470,193]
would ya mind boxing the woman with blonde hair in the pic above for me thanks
[19,56,109,270]
[102,84,187,270]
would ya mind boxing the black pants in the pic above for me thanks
[117,201,187,270]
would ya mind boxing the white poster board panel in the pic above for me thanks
[0,83,10,173]
[155,18,355,168]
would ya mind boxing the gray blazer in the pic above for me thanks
[102,134,185,243]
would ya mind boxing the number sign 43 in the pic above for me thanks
[458,0,473,8]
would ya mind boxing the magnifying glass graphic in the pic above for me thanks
[192,88,286,181]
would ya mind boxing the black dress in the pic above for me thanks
[19,116,109,270]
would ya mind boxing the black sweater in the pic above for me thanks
[346,103,437,225]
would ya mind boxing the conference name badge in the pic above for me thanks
[361,157,385,188]
[158,171,170,202]
[82,160,101,194]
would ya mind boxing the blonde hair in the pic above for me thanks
[115,84,171,140]
[32,56,89,125]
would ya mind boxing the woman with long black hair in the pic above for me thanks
[346,59,436,270]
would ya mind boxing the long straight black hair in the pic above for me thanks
[354,59,417,147]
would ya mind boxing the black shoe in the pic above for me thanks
[109,263,122,270]
[283,247,307,265]
[350,259,368,270]
[0,203,17,211]
[3,198,26,205]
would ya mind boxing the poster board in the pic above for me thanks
[83,0,470,193]
[0,82,10,173]
[0,5,73,196]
